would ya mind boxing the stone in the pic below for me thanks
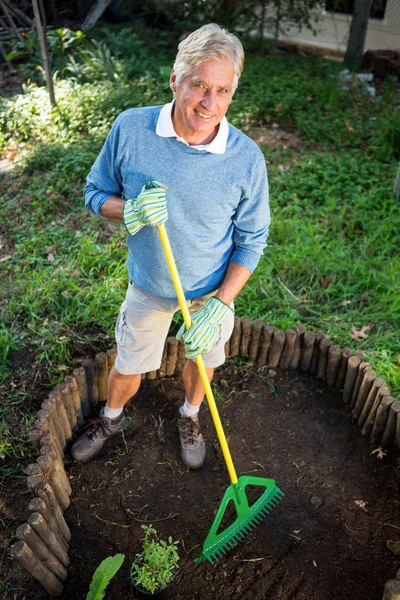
[309,496,324,508]
[387,540,400,556]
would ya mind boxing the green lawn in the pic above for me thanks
[0,24,399,478]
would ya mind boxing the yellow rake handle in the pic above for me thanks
[157,223,238,485]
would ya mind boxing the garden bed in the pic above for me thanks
[53,364,400,600]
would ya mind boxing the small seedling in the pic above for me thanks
[131,525,179,594]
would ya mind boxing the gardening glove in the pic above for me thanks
[177,297,234,359]
[123,180,167,236]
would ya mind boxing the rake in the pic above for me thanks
[149,181,283,564]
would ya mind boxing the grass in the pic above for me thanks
[0,24,399,483]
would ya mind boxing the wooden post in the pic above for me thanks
[95,352,109,402]
[15,523,68,582]
[37,452,70,509]
[28,498,68,552]
[106,347,117,372]
[83,359,99,408]
[28,513,70,567]
[335,348,352,390]
[300,332,316,372]
[278,329,296,370]
[54,391,73,444]
[267,329,285,369]
[57,381,77,431]
[73,367,90,418]
[380,401,400,449]
[310,332,325,375]
[41,400,66,453]
[11,541,63,596]
[358,378,385,428]
[316,337,331,380]
[229,317,241,357]
[396,412,400,451]
[65,375,83,426]
[350,362,371,410]
[289,324,306,369]
[31,0,56,107]
[176,339,186,372]
[342,355,362,405]
[352,370,376,421]
[326,345,341,387]
[370,396,394,445]
[249,319,264,362]
[239,317,252,357]
[158,343,168,378]
[256,325,275,366]
[166,337,179,376]
[361,385,390,437]
[36,482,71,542]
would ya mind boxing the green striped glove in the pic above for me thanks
[123,181,167,236]
[177,297,234,359]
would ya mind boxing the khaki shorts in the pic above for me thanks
[114,282,235,375]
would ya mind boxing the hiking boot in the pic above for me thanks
[177,412,206,469]
[70,409,127,462]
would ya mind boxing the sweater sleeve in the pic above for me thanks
[84,114,123,218]
[230,151,270,273]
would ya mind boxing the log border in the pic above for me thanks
[13,319,399,596]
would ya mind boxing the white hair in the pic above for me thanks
[173,23,244,93]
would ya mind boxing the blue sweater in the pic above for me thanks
[84,105,270,300]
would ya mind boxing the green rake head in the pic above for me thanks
[196,475,283,564]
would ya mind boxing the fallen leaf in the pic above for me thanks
[319,275,334,289]
[350,324,371,341]
[345,121,354,131]
[0,254,12,263]
[370,446,387,460]
[47,253,55,261]
[354,500,367,509]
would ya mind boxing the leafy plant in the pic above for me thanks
[86,553,125,600]
[131,525,179,594]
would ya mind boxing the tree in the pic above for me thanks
[344,0,374,69]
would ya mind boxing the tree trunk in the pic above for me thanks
[31,0,56,106]
[274,0,282,42]
[344,0,373,69]
[259,0,267,50]
[394,161,400,202]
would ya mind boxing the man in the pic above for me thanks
[71,23,270,468]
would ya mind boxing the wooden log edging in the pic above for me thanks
[13,320,398,597]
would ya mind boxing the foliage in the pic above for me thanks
[86,553,125,600]
[131,525,179,594]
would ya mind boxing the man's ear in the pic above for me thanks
[170,69,177,93]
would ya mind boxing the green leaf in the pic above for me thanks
[86,554,125,600]
[5,51,24,60]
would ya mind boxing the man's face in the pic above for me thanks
[170,57,236,145]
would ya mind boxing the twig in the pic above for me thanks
[233,555,272,562]
[277,277,302,302]
[93,511,179,527]
[94,514,132,528]
[133,512,179,524]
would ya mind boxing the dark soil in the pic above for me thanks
[13,363,398,600]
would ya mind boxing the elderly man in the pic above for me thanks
[71,23,270,468]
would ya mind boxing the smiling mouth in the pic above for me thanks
[194,109,214,120]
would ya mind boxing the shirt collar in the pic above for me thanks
[156,101,229,154]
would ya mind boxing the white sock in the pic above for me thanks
[103,405,123,419]
[180,398,200,418]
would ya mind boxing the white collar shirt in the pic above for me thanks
[155,101,229,154]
